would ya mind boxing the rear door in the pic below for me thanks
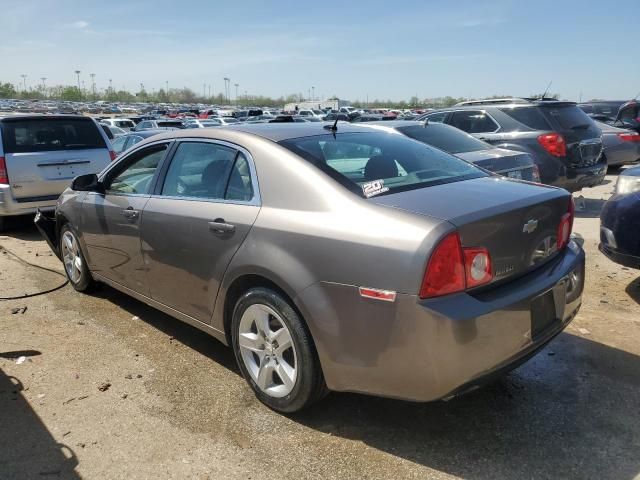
[141,140,260,323]
[0,117,111,201]
[448,110,502,143]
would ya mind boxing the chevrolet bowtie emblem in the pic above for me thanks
[523,219,538,234]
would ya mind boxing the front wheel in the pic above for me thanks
[60,224,94,292]
[231,287,327,413]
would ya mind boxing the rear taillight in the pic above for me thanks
[618,133,640,142]
[420,232,493,299]
[109,151,117,161]
[0,156,8,185]
[537,132,566,157]
[557,196,575,250]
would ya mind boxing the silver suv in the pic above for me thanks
[0,115,113,230]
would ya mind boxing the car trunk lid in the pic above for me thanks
[370,177,571,285]
[455,148,536,181]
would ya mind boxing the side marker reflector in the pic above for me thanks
[359,287,397,302]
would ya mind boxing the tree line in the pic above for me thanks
[0,81,560,108]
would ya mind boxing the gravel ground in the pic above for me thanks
[1,170,640,480]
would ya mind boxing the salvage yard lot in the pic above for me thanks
[1,173,640,479]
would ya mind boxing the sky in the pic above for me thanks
[2,0,639,102]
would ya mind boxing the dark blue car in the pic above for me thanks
[600,166,640,268]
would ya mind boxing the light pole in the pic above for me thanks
[234,83,239,105]
[203,83,206,99]
[74,70,81,97]
[108,78,113,97]
[312,86,315,102]
[20,74,27,93]
[40,77,47,98]
[89,73,96,99]
[223,77,230,104]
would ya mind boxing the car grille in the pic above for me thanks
[574,140,603,167]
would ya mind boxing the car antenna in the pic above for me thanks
[541,80,553,100]
[324,116,339,132]
[423,117,429,127]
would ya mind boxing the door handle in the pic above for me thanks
[208,219,235,234]
[122,208,139,220]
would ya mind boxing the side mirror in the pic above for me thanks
[71,173,104,193]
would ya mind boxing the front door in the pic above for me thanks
[81,142,170,294]
[140,140,260,323]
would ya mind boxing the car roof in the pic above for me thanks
[142,122,383,144]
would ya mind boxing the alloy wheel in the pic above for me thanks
[61,230,82,284]
[238,303,297,398]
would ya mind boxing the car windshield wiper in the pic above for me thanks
[571,124,590,130]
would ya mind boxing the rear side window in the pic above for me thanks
[543,106,594,130]
[1,118,106,153]
[449,111,499,133]
[425,111,447,123]
[398,124,490,154]
[499,107,551,130]
[279,132,486,198]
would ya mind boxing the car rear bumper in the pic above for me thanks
[560,162,607,192]
[0,185,57,217]
[297,241,585,402]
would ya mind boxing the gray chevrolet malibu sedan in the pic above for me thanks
[35,123,585,412]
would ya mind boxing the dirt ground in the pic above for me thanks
[1,170,640,480]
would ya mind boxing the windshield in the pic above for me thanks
[397,124,490,154]
[279,132,486,198]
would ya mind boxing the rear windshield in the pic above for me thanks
[1,118,106,153]
[499,107,551,130]
[279,132,486,198]
[158,121,183,127]
[397,124,490,154]
[542,106,594,130]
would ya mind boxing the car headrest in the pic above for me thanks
[364,155,398,181]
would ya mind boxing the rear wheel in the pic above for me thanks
[60,224,94,292]
[231,287,327,413]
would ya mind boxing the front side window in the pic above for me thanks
[450,110,499,133]
[108,144,167,195]
[161,142,253,201]
[279,132,485,198]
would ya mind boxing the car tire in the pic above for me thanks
[59,224,95,292]
[231,287,327,413]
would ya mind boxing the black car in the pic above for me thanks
[371,120,539,181]
[421,98,606,192]
[600,166,640,269]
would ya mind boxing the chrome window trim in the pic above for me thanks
[152,137,262,207]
